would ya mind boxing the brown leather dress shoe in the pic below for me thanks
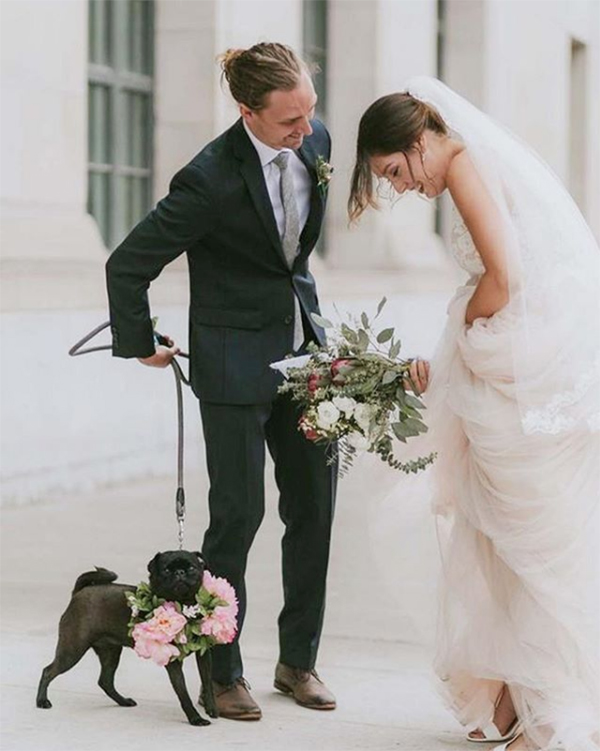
[212,678,262,721]
[274,663,336,710]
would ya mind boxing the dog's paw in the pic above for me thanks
[36,699,52,709]
[119,698,137,707]
[189,714,211,727]
[206,706,219,719]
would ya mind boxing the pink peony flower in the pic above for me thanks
[200,609,238,644]
[131,602,187,666]
[132,621,181,666]
[201,571,238,644]
[202,572,239,616]
[147,603,187,641]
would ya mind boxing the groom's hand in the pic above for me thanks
[405,358,430,395]
[138,339,180,368]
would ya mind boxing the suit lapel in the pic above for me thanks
[296,140,325,257]
[231,120,288,267]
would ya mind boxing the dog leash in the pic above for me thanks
[69,322,190,549]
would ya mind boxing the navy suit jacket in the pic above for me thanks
[106,117,331,404]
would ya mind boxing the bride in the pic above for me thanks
[348,77,599,751]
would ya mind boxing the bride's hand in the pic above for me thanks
[405,358,430,395]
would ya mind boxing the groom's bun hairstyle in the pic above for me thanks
[348,92,448,223]
[218,42,312,111]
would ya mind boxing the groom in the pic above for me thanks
[105,42,337,720]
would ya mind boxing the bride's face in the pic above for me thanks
[369,130,456,200]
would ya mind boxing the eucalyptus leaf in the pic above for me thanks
[376,296,387,317]
[405,394,426,410]
[311,313,334,328]
[391,423,409,442]
[401,405,421,420]
[389,340,401,360]
[392,421,420,439]
[377,328,394,344]
[382,370,399,385]
[341,323,359,344]
[357,329,369,351]
[361,312,369,328]
[403,417,428,434]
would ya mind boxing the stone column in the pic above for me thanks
[0,0,107,313]
[325,0,453,280]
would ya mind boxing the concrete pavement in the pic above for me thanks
[1,468,465,751]
[1,290,469,751]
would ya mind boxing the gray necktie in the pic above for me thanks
[273,151,303,350]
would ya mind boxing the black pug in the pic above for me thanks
[36,550,217,726]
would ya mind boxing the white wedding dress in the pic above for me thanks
[426,204,600,751]
[377,78,600,751]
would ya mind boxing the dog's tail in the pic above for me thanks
[72,567,118,595]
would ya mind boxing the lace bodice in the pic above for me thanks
[450,202,485,275]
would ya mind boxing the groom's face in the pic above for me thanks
[241,72,318,151]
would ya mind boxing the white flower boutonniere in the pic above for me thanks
[315,155,334,196]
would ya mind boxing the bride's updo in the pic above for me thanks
[348,93,448,222]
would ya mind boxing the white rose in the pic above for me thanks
[346,431,370,451]
[332,396,357,417]
[353,403,373,433]
[316,401,341,430]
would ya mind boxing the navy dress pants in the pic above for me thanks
[199,392,337,685]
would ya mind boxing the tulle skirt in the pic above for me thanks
[428,284,600,750]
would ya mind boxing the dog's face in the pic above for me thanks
[147,551,205,605]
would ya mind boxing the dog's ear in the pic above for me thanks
[194,551,206,566]
[147,553,162,577]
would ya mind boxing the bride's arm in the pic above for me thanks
[446,151,509,325]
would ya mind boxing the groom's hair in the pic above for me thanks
[348,93,448,223]
[218,42,312,111]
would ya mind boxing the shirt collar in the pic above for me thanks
[242,119,293,167]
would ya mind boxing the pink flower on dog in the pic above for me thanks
[201,571,238,644]
[131,603,187,666]
[202,572,239,614]
[132,628,180,666]
[200,610,237,644]
[149,603,187,641]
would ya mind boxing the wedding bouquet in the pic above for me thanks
[126,571,238,667]
[271,298,437,476]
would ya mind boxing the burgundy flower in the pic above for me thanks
[299,416,319,441]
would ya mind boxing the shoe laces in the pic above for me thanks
[214,676,252,696]
[235,676,253,691]
[293,667,321,684]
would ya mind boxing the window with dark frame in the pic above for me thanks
[303,0,328,256]
[303,0,328,121]
[87,0,154,250]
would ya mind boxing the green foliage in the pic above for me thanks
[278,299,437,477]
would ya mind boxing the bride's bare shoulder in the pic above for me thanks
[446,147,476,184]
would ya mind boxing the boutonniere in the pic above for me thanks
[315,155,334,196]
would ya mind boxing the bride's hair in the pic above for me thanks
[218,42,311,111]
[348,93,448,223]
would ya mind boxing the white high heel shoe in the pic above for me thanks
[467,717,522,744]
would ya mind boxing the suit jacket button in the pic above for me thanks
[284,315,293,325]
